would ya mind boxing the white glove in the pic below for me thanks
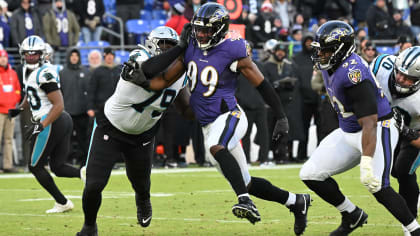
[360,155,381,193]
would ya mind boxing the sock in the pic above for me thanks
[285,193,296,207]
[213,148,248,196]
[406,219,420,232]
[238,193,250,199]
[336,197,356,213]
[374,187,415,225]
[248,176,290,204]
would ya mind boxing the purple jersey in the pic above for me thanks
[184,38,248,125]
[322,53,391,133]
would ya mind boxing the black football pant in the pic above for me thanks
[71,114,90,166]
[82,124,153,226]
[242,108,269,163]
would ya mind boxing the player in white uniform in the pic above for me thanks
[370,46,420,235]
[76,26,191,236]
[8,35,82,213]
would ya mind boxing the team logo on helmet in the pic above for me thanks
[348,68,362,84]
[210,9,228,23]
[325,28,349,43]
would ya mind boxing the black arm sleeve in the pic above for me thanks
[256,79,286,119]
[40,82,59,94]
[344,80,378,119]
[141,45,184,79]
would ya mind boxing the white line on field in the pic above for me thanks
[0,165,303,179]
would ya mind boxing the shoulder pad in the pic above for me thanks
[36,65,59,85]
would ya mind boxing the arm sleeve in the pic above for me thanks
[345,80,378,119]
[141,45,184,79]
[40,82,59,94]
[256,79,286,119]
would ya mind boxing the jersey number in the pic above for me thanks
[26,86,41,110]
[131,89,176,117]
[187,61,219,97]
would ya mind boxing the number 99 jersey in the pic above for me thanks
[371,54,420,130]
[25,64,60,121]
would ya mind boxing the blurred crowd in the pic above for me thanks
[0,0,419,172]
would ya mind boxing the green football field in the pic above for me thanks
[0,164,410,235]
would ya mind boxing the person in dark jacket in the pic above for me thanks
[87,47,121,119]
[60,48,91,165]
[263,41,301,163]
[75,0,105,43]
[366,0,395,40]
[292,33,319,162]
[10,0,44,47]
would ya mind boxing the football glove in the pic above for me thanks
[360,155,380,193]
[393,107,420,141]
[120,60,149,88]
[178,23,192,49]
[271,117,289,149]
[24,121,44,142]
[8,107,23,119]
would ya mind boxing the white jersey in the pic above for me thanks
[104,74,188,135]
[24,64,60,121]
[370,54,420,130]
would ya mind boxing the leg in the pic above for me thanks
[124,139,154,227]
[242,109,256,163]
[3,117,15,170]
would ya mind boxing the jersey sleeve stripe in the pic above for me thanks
[373,54,387,76]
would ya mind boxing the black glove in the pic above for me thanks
[393,107,420,142]
[272,117,289,142]
[120,60,149,88]
[24,121,44,142]
[8,107,23,119]
[179,23,192,49]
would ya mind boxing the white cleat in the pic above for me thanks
[80,166,87,184]
[46,199,74,213]
[402,225,411,236]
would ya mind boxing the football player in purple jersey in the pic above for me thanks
[125,3,312,235]
[299,20,420,235]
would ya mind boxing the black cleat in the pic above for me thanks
[232,196,261,224]
[136,194,152,227]
[329,207,368,236]
[76,224,98,236]
[288,194,312,235]
[411,228,420,236]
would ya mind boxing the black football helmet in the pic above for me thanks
[191,2,230,50]
[311,20,355,70]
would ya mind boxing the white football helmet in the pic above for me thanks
[393,46,420,94]
[19,35,46,70]
[129,44,152,65]
[145,26,179,55]
[264,39,278,54]
[44,43,54,63]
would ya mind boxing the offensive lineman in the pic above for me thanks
[76,26,191,236]
[8,35,82,213]
[299,20,420,235]
[370,46,420,235]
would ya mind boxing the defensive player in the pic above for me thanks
[8,35,82,213]
[76,26,191,236]
[299,20,420,235]
[130,3,312,235]
[370,46,420,235]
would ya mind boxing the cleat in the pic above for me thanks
[46,199,74,213]
[411,228,420,236]
[329,207,368,236]
[232,196,261,224]
[136,194,152,227]
[80,166,87,184]
[288,194,312,235]
[76,224,98,236]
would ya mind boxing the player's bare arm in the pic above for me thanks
[42,90,64,128]
[237,56,264,86]
[148,58,186,90]
[174,87,194,120]
[358,114,378,157]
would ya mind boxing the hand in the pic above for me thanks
[87,110,95,117]
[179,23,192,49]
[272,117,289,144]
[8,107,23,119]
[120,60,149,88]
[393,107,420,141]
[360,155,380,193]
[24,121,44,142]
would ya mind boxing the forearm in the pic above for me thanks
[141,45,184,79]
[361,123,377,157]
[41,104,63,128]
[256,79,286,119]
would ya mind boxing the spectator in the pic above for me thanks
[411,0,420,41]
[250,2,278,48]
[287,26,303,58]
[0,49,20,172]
[273,0,292,29]
[310,14,327,33]
[351,0,374,27]
[165,0,188,35]
[184,0,203,21]
[324,0,351,20]
[10,0,44,47]
[87,47,121,119]
[395,35,416,54]
[392,10,416,41]
[60,48,91,166]
[0,1,10,47]
[87,49,102,71]
[77,0,105,43]
[231,5,253,42]
[43,0,80,64]
[366,0,395,40]
[292,33,320,162]
[263,42,300,163]
[360,41,377,65]
[295,0,325,23]
[0,0,11,22]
